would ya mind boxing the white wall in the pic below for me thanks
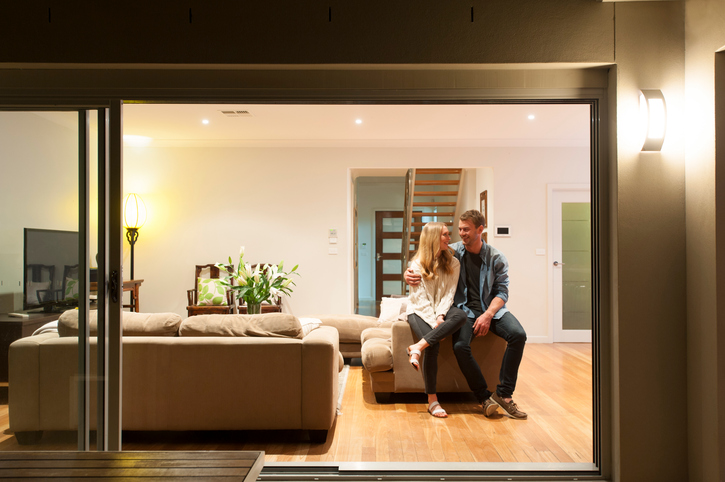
[355,176,405,304]
[0,112,79,312]
[125,145,589,340]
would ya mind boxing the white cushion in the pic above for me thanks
[298,317,323,336]
[378,296,408,323]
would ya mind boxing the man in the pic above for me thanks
[404,209,528,419]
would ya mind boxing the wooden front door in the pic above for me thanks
[375,211,404,315]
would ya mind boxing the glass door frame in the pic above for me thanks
[1,101,125,451]
[0,79,610,478]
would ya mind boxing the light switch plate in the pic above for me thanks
[536,248,546,256]
[495,225,511,237]
[328,247,338,255]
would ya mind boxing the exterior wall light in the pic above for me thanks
[639,89,667,151]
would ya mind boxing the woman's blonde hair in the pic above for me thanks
[412,222,454,280]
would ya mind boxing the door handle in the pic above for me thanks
[553,261,565,267]
[376,253,382,262]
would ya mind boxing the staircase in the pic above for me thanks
[401,168,464,290]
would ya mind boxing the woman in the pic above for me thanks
[406,221,467,418]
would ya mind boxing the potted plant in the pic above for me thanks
[216,247,299,314]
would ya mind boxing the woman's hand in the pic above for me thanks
[434,315,445,328]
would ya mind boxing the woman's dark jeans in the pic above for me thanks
[451,311,526,401]
[407,307,467,394]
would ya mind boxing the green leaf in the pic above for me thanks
[212,295,224,305]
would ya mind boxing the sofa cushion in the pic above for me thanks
[361,326,392,345]
[196,278,228,306]
[361,337,394,373]
[378,297,408,323]
[179,313,303,338]
[58,310,182,337]
[311,314,385,343]
[298,317,323,336]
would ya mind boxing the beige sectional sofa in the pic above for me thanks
[9,311,340,445]
[361,321,506,403]
[311,314,392,358]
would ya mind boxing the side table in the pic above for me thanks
[0,312,60,383]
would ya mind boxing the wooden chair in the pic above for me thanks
[27,264,57,305]
[237,263,283,314]
[186,264,234,317]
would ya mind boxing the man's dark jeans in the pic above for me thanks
[451,311,526,401]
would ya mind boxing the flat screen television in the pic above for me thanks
[23,228,79,312]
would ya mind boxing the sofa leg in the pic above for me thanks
[309,430,328,444]
[374,392,392,404]
[15,431,43,445]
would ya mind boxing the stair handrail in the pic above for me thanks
[401,168,416,294]
[453,169,466,227]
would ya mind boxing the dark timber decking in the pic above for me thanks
[0,450,264,480]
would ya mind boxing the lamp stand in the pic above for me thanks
[125,227,139,280]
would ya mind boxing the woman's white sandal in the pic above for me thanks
[427,401,448,418]
[407,347,421,371]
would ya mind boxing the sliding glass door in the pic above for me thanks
[0,105,123,451]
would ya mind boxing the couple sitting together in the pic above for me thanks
[405,209,527,420]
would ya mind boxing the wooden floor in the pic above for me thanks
[0,343,592,463]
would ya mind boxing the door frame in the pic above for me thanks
[548,184,592,343]
[0,103,124,451]
[1,69,610,477]
[374,210,405,315]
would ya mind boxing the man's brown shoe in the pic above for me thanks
[491,392,528,420]
[482,398,498,417]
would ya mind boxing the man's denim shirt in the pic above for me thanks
[450,241,510,320]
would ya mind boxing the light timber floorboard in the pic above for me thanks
[0,343,592,464]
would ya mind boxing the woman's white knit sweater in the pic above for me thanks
[405,257,460,328]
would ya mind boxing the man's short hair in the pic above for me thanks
[460,209,485,228]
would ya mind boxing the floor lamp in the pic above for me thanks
[123,193,147,280]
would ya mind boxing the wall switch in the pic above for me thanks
[536,248,546,256]
[329,228,337,237]
[329,237,338,244]
[328,247,338,255]
[495,225,511,237]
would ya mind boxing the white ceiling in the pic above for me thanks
[121,103,591,148]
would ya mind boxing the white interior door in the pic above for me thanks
[549,186,592,342]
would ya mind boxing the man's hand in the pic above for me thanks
[404,268,422,287]
[473,312,493,337]
[434,315,445,328]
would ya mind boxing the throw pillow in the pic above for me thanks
[179,313,303,339]
[64,277,79,300]
[298,317,323,336]
[58,310,183,337]
[196,278,228,306]
[378,296,407,323]
[26,280,51,305]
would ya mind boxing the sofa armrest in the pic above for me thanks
[390,321,423,391]
[301,326,339,430]
[8,333,59,433]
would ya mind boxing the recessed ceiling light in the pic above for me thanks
[528,114,535,120]
[202,119,210,125]
[355,119,363,124]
